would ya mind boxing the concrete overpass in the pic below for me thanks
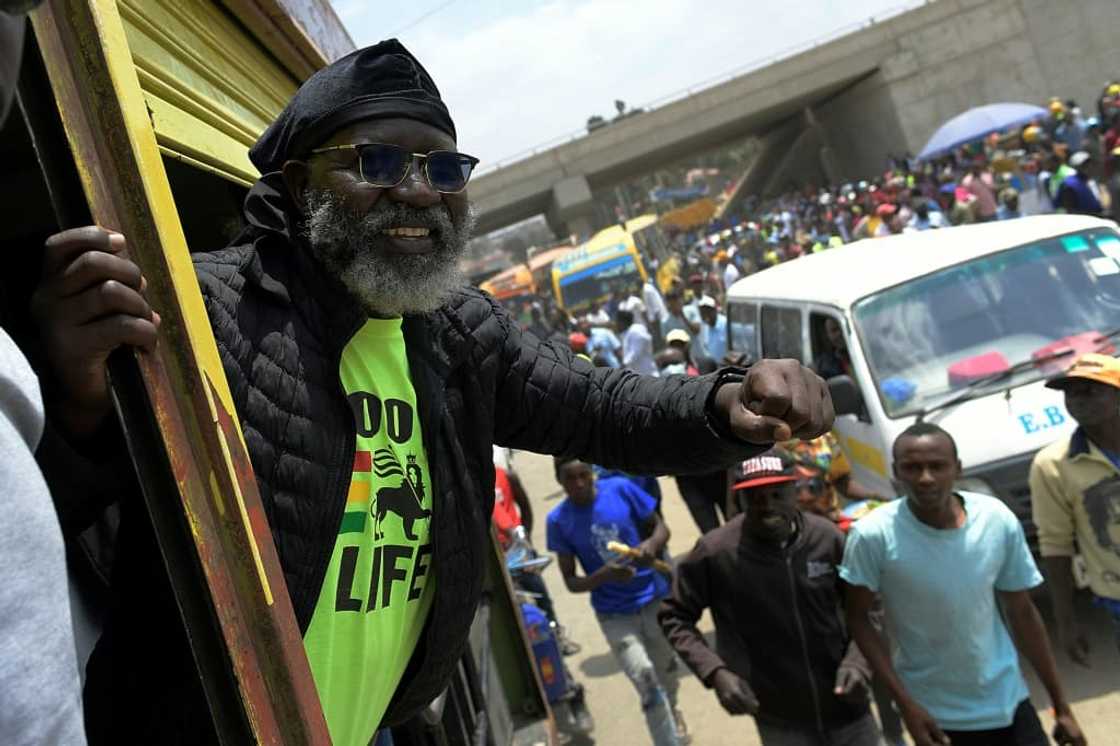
[470,0,1120,236]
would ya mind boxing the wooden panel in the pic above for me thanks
[221,0,355,78]
[118,0,299,184]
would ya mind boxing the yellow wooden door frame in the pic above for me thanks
[30,1,329,741]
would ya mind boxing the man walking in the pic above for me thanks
[547,458,686,746]
[660,450,881,745]
[618,308,659,376]
[841,423,1085,746]
[1031,353,1120,661]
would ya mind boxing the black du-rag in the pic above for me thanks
[249,38,457,175]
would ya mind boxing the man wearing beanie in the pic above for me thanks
[31,40,833,744]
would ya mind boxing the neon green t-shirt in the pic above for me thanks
[304,318,436,745]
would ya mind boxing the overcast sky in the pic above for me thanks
[331,0,923,170]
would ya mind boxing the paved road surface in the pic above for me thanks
[510,450,1120,746]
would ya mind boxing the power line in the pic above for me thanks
[387,0,460,37]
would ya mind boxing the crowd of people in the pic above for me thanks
[656,85,1120,280]
[516,368,1120,746]
[482,88,1120,746]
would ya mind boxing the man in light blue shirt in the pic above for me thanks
[841,423,1084,746]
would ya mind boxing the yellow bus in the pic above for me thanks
[551,215,668,310]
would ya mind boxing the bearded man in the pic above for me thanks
[31,41,833,745]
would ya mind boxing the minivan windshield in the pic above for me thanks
[853,228,1120,418]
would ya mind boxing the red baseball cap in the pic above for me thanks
[731,450,798,491]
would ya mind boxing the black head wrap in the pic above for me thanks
[249,39,456,174]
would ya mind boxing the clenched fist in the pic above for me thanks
[713,359,835,443]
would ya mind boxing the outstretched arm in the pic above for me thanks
[485,293,832,475]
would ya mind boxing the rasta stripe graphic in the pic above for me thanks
[341,448,428,535]
[373,448,405,480]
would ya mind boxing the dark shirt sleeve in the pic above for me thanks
[35,416,130,539]
[487,295,763,474]
[657,539,727,686]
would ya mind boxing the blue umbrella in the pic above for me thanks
[917,102,1047,160]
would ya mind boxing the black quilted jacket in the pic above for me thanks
[191,232,765,729]
[54,178,765,742]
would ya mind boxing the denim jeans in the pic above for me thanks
[597,599,680,746]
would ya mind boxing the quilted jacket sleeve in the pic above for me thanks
[485,295,763,475]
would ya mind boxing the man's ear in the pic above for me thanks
[281,159,311,214]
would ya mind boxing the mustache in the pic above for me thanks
[355,200,456,237]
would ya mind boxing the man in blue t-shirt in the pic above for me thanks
[547,458,683,746]
[841,423,1085,746]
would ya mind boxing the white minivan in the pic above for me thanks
[726,215,1120,542]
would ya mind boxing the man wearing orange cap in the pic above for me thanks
[1031,353,1120,662]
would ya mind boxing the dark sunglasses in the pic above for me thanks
[309,143,480,194]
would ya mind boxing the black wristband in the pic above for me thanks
[704,366,749,442]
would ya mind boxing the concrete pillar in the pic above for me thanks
[546,174,596,239]
[805,107,840,186]
[733,118,804,202]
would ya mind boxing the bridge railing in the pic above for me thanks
[473,0,927,177]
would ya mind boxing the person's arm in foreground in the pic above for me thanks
[658,542,759,716]
[1000,590,1086,746]
[845,584,948,746]
[1041,556,1089,664]
[30,227,159,537]
[488,294,833,476]
[1030,458,1090,666]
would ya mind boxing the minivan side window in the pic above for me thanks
[760,305,804,361]
[809,311,851,380]
[727,302,759,362]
